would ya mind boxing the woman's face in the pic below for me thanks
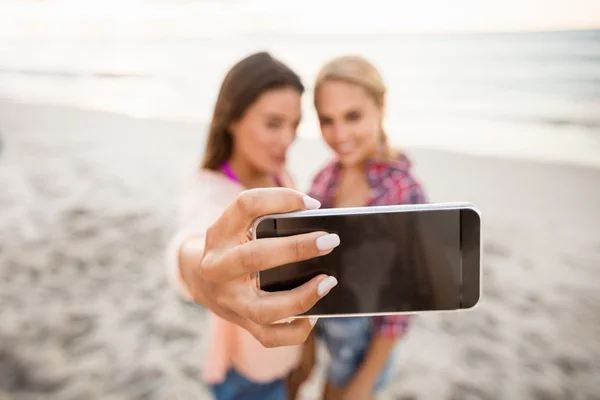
[230,86,301,175]
[315,80,383,167]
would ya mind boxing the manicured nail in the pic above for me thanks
[309,317,319,326]
[303,196,321,210]
[316,233,340,252]
[317,276,338,296]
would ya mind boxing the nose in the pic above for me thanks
[280,126,296,148]
[331,123,349,143]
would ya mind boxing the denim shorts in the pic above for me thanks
[207,368,287,400]
[317,317,398,393]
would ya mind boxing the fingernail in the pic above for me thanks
[317,276,338,296]
[303,196,321,210]
[316,233,340,252]
[309,317,319,326]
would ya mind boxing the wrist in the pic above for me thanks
[349,374,376,391]
[178,236,206,304]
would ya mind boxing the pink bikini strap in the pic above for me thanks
[221,161,283,187]
[221,161,239,183]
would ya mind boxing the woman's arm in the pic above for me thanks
[173,234,207,303]
[166,229,204,302]
[165,193,217,303]
[288,329,317,399]
[341,316,408,398]
[342,333,397,398]
[165,178,233,303]
[166,187,340,348]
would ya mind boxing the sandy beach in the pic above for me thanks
[1,100,599,400]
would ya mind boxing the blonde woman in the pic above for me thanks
[307,55,428,399]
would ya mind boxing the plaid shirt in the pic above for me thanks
[308,154,427,338]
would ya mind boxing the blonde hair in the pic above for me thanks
[313,55,397,160]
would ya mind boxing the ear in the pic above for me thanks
[228,120,239,137]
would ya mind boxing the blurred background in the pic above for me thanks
[0,0,599,399]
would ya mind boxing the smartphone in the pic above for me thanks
[252,202,481,318]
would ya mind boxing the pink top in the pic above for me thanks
[164,169,301,384]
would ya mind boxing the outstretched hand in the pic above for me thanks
[180,188,340,348]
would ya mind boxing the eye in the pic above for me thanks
[346,110,361,122]
[319,116,333,126]
[267,118,283,129]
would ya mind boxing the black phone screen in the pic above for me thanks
[256,208,478,315]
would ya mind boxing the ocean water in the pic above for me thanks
[1,30,599,166]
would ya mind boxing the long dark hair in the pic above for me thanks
[201,52,304,170]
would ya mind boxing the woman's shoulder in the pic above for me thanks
[196,168,242,187]
[370,150,417,181]
[384,150,413,172]
[180,169,243,207]
[379,151,428,203]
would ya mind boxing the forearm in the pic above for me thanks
[350,334,397,389]
[300,329,317,375]
[288,330,317,399]
[175,234,207,305]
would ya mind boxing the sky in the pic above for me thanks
[1,0,599,39]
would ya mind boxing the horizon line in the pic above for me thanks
[1,25,599,41]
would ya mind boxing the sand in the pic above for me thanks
[0,100,599,400]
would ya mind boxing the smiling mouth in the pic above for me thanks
[337,145,355,155]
